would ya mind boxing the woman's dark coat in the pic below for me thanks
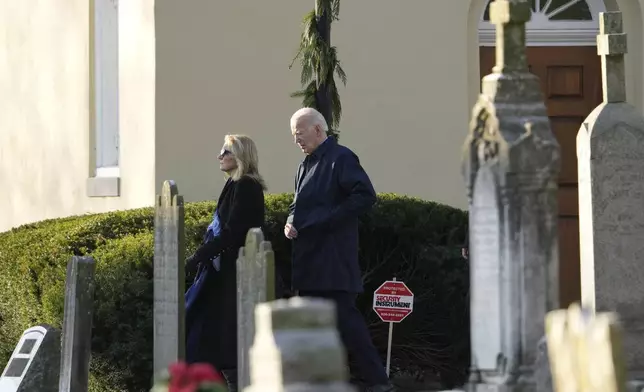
[185,176,265,370]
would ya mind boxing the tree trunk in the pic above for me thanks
[314,0,333,129]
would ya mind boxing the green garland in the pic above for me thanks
[290,0,346,140]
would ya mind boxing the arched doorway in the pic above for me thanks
[478,0,606,308]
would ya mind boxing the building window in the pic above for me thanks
[483,0,593,21]
[87,0,120,197]
[479,0,605,46]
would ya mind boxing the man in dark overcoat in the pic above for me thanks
[284,107,395,392]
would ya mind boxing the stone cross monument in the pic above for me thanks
[462,0,560,390]
[577,11,644,379]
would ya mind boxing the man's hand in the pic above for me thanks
[461,247,469,260]
[284,223,298,239]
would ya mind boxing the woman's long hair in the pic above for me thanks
[224,134,267,190]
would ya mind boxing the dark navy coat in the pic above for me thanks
[288,138,376,293]
[185,176,265,369]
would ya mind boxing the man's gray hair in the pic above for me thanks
[290,107,329,132]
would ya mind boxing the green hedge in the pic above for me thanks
[0,193,469,391]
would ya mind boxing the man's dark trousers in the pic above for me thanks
[299,290,389,386]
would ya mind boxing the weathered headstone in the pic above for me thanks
[534,337,553,392]
[0,325,60,392]
[577,11,644,379]
[462,0,560,390]
[59,256,96,392]
[244,297,355,392]
[545,303,626,392]
[237,229,276,390]
[153,180,186,376]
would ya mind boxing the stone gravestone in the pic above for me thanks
[59,256,97,392]
[0,325,60,392]
[546,303,626,392]
[534,337,553,392]
[577,11,644,379]
[153,180,186,376]
[237,229,276,390]
[244,297,355,392]
[462,0,560,390]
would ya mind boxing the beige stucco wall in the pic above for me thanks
[0,0,156,232]
[155,0,471,208]
[4,0,644,232]
[157,0,644,211]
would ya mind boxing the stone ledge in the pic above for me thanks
[86,176,120,197]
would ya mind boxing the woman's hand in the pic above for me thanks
[185,254,201,277]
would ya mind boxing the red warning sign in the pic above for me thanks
[372,280,414,323]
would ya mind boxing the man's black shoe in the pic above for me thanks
[364,383,396,392]
[220,369,238,392]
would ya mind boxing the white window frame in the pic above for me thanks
[87,0,120,197]
[479,0,607,46]
[94,0,120,178]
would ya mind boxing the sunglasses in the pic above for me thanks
[219,149,232,158]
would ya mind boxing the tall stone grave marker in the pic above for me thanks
[59,256,96,392]
[237,229,276,390]
[577,11,644,379]
[0,325,60,392]
[462,0,560,390]
[154,180,186,376]
[244,297,355,392]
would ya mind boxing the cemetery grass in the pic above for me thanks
[0,193,469,391]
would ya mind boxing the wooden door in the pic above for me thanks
[479,46,602,308]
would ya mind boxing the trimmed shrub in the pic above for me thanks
[0,193,469,391]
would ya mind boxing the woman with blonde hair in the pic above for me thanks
[184,134,266,391]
